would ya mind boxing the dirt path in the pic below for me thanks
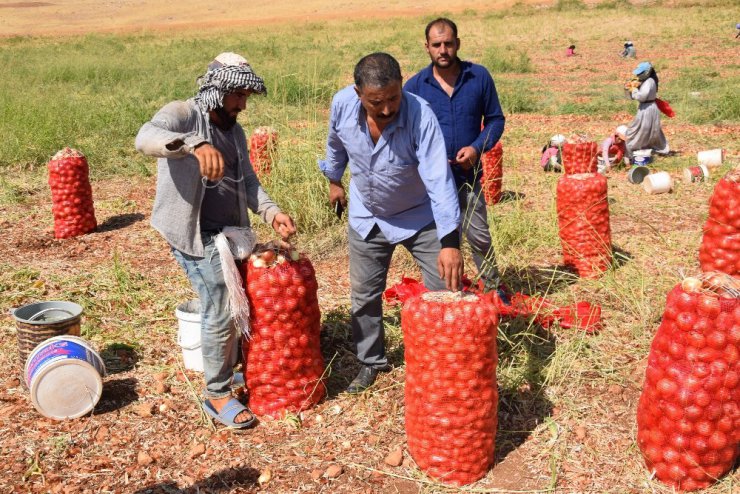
[0,0,515,37]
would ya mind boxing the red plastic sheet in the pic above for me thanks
[384,277,602,333]
[699,169,740,276]
[47,147,97,239]
[403,292,498,486]
[636,283,739,491]
[241,253,326,417]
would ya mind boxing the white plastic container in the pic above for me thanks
[643,171,673,194]
[175,300,238,372]
[24,335,106,420]
[176,300,205,372]
[697,148,724,168]
[683,164,710,183]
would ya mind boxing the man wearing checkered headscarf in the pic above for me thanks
[194,52,267,113]
[135,53,295,429]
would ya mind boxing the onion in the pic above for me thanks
[681,277,703,293]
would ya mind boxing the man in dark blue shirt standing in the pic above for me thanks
[405,17,506,292]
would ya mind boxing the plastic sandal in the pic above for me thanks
[202,397,256,429]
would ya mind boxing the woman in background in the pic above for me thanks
[620,41,636,58]
[626,62,669,157]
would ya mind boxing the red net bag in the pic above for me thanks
[636,273,739,491]
[480,141,503,205]
[240,247,326,417]
[403,291,499,486]
[249,126,278,179]
[47,147,97,239]
[556,173,612,278]
[699,168,740,276]
[562,142,598,175]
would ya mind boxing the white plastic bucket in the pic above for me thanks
[24,335,105,420]
[643,171,673,194]
[175,300,239,373]
[683,164,710,183]
[697,149,724,168]
[176,300,204,372]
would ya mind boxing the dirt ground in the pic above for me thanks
[0,0,512,37]
[1,1,739,493]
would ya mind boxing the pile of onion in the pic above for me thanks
[698,168,739,276]
[636,272,739,491]
[561,142,598,175]
[403,291,499,486]
[249,126,278,179]
[556,173,612,278]
[480,141,503,205]
[240,245,326,418]
[47,147,97,239]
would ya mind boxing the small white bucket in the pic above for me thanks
[175,300,238,372]
[643,171,673,194]
[697,149,724,168]
[683,164,710,183]
[176,300,205,372]
[24,335,106,420]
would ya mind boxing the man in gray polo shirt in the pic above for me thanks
[136,52,295,428]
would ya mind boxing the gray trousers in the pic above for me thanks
[348,223,446,368]
[458,180,499,290]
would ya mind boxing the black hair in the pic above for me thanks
[648,68,659,92]
[425,17,458,40]
[354,52,402,89]
[569,44,576,49]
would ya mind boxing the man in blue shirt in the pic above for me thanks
[405,17,506,293]
[319,52,463,393]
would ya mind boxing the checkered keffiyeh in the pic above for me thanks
[194,63,267,113]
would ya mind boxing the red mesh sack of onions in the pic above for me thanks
[562,142,598,175]
[249,126,278,179]
[699,168,740,276]
[240,245,326,417]
[403,291,499,486]
[47,147,97,239]
[636,273,739,491]
[556,173,612,278]
[480,141,503,205]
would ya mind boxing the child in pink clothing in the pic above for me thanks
[566,45,576,56]
[541,134,566,172]
[599,125,628,170]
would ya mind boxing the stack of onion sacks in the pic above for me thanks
[249,126,278,179]
[403,291,499,486]
[698,167,739,276]
[562,141,598,175]
[636,272,739,491]
[556,173,612,278]
[47,147,97,239]
[480,141,503,205]
[240,245,326,417]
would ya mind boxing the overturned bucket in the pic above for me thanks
[643,171,673,194]
[627,165,650,184]
[24,335,106,420]
[12,301,83,367]
[683,164,710,183]
[697,148,724,168]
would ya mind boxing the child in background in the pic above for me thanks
[541,134,566,172]
[621,41,636,58]
[599,125,628,171]
[566,44,576,56]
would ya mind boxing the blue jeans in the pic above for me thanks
[458,180,500,290]
[348,223,446,368]
[171,233,238,400]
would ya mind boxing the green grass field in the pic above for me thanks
[0,1,738,492]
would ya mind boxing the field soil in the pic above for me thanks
[1,0,511,37]
[1,1,739,494]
